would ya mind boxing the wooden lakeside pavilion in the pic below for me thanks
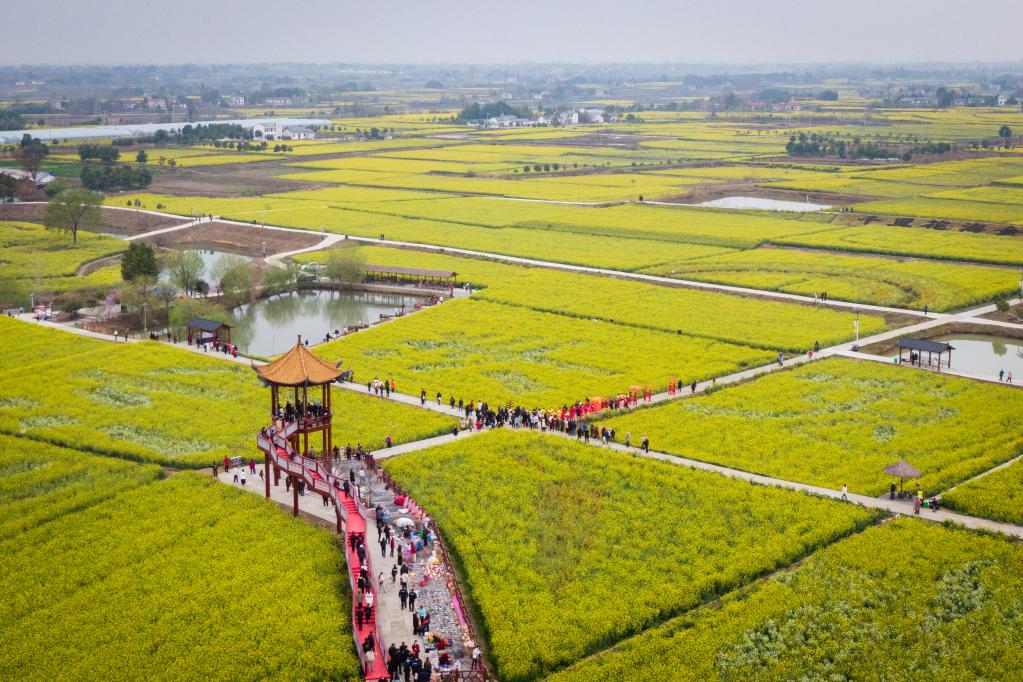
[897,337,954,369]
[186,317,232,346]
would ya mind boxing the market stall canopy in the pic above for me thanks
[254,336,342,387]
[884,460,921,479]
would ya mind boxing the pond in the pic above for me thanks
[892,334,1023,380]
[695,196,831,212]
[229,289,422,357]
[160,248,247,288]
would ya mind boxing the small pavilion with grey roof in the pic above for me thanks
[897,337,953,369]
[185,317,232,346]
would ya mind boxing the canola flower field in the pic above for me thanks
[0,317,455,467]
[13,95,1023,682]
[943,458,1023,525]
[0,463,361,681]
[548,520,1023,682]
[605,357,1023,498]
[0,221,124,293]
[316,298,775,406]
[382,429,877,681]
[639,245,1018,311]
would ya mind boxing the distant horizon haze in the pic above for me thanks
[2,0,1021,65]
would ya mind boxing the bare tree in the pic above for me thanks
[43,188,102,244]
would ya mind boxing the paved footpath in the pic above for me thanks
[539,429,1023,539]
[218,463,424,655]
[219,453,477,669]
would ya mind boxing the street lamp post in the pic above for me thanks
[141,302,148,336]
[854,312,860,342]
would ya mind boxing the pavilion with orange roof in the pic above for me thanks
[254,336,342,485]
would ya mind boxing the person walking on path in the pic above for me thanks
[471,646,481,670]
[841,484,849,501]
[641,435,649,453]
[408,588,418,612]
[239,467,247,487]
[391,564,398,584]
[399,586,408,610]
[624,432,631,448]
[420,389,426,406]
[914,496,922,515]
[1000,369,1005,382]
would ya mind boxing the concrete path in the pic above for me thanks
[373,429,483,460]
[336,381,468,419]
[218,463,424,657]
[539,429,1023,539]
[267,233,345,266]
[125,218,203,241]
[219,457,475,670]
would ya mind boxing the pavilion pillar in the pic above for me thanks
[264,452,271,498]
[336,507,343,534]
[273,464,279,487]
[292,477,299,516]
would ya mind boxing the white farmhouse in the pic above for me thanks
[282,126,315,140]
[557,111,579,125]
[252,121,316,140]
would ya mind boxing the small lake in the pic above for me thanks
[696,196,831,212]
[229,289,421,357]
[160,248,246,288]
[893,334,1023,380]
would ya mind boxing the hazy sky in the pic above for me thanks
[3,0,1022,65]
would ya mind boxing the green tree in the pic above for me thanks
[43,188,102,244]
[0,173,16,201]
[121,242,159,282]
[213,255,255,304]
[165,250,205,294]
[999,125,1013,149]
[136,149,149,165]
[263,262,300,295]
[15,135,49,182]
[935,87,955,108]
[325,247,366,285]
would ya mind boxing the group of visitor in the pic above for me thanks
[998,369,1014,384]
[370,377,395,397]
[186,333,238,357]
[278,400,329,423]
[385,641,434,682]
